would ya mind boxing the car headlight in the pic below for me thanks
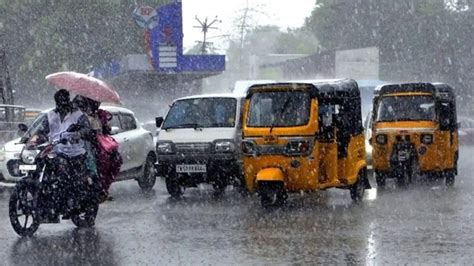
[242,140,257,155]
[214,140,235,153]
[156,141,174,154]
[376,134,388,145]
[421,133,433,144]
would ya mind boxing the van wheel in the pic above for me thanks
[212,178,227,196]
[138,154,157,191]
[258,182,286,208]
[166,173,184,198]
[375,171,386,189]
[350,170,366,202]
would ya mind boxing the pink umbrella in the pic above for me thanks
[45,71,121,104]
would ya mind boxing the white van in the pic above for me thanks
[155,93,245,197]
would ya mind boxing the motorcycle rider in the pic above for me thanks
[39,89,98,218]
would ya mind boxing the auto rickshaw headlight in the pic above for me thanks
[285,140,311,155]
[214,140,235,153]
[421,134,433,144]
[242,141,257,155]
[376,134,388,145]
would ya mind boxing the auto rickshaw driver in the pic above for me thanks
[242,79,370,208]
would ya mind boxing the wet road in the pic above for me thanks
[1,146,474,265]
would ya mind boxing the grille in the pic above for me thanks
[175,143,212,154]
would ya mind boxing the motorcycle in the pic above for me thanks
[9,135,100,237]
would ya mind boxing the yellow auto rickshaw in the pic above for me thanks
[371,82,458,188]
[241,79,369,207]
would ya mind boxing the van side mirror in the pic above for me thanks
[155,117,164,128]
[457,122,461,129]
[17,123,28,136]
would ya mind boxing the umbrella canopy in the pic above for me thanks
[45,71,121,104]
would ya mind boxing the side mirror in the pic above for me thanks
[110,126,120,135]
[17,123,28,136]
[155,117,164,128]
[457,122,461,129]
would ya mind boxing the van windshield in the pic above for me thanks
[248,91,310,127]
[376,95,436,122]
[162,98,237,129]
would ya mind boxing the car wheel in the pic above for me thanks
[166,172,184,198]
[137,154,157,191]
[350,169,366,202]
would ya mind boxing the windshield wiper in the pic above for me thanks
[270,97,291,133]
[162,123,204,130]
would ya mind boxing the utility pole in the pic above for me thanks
[194,16,221,54]
[0,40,13,105]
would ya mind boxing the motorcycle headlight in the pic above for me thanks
[285,140,311,155]
[376,134,388,145]
[21,149,38,164]
[421,133,433,144]
[214,140,235,153]
[242,140,257,155]
[156,141,174,154]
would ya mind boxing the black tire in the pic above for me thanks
[258,182,286,208]
[375,171,386,189]
[212,178,227,196]
[445,171,455,187]
[138,154,157,191]
[9,185,40,237]
[350,170,366,202]
[71,203,99,227]
[165,172,184,198]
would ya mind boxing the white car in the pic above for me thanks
[0,106,157,191]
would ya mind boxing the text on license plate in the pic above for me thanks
[398,151,409,161]
[176,164,206,173]
[19,165,37,171]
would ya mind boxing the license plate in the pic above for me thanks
[398,151,410,161]
[176,164,206,173]
[19,165,37,171]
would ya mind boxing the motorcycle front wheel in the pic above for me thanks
[9,185,40,237]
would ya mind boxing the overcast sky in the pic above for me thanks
[181,0,316,51]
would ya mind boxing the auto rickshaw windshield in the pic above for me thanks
[247,90,310,127]
[376,95,436,122]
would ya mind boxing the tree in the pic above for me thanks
[0,0,169,104]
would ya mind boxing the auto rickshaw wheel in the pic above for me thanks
[445,171,455,187]
[350,170,366,202]
[258,181,286,208]
[375,171,386,189]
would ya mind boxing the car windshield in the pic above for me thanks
[162,98,237,129]
[376,95,436,122]
[248,90,310,127]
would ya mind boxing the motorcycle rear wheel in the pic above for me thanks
[71,203,98,227]
[9,185,40,237]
